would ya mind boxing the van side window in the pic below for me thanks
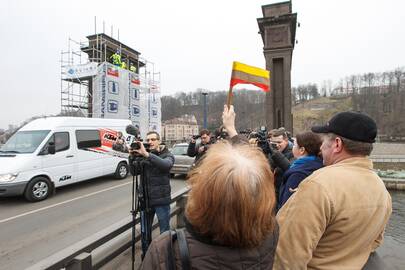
[42,132,70,154]
[55,132,70,152]
[76,130,101,149]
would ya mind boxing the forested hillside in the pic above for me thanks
[162,66,405,138]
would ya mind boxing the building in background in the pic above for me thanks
[162,114,198,146]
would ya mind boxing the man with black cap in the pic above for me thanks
[274,111,392,270]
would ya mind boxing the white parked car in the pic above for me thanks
[0,117,133,202]
[170,143,194,177]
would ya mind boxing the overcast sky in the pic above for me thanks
[1,0,404,129]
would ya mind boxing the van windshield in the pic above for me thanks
[0,130,50,154]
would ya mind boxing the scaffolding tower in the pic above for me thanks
[60,33,159,117]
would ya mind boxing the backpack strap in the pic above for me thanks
[167,230,176,270]
[167,228,191,270]
[175,228,191,270]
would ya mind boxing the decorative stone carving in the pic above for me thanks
[265,25,291,49]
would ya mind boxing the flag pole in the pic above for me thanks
[226,86,233,109]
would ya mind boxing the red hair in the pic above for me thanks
[186,141,276,248]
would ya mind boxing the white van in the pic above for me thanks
[0,117,134,202]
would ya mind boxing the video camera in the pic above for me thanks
[130,141,151,151]
[251,126,277,155]
[192,134,201,140]
[214,126,229,140]
[126,125,151,152]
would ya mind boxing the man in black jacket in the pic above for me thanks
[129,131,174,258]
[187,129,212,165]
[268,128,294,200]
[270,129,294,161]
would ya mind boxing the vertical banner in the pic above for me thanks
[129,73,145,137]
[92,64,107,118]
[149,80,161,135]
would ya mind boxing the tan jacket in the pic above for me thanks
[274,157,392,270]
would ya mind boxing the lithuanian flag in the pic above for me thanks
[230,61,270,92]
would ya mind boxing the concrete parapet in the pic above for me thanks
[382,178,405,191]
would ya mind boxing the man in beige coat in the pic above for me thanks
[274,111,392,270]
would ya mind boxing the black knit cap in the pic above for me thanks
[311,111,377,143]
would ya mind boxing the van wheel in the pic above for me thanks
[24,177,52,202]
[115,162,128,179]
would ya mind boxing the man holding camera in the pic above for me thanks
[187,129,212,164]
[270,128,294,161]
[268,128,294,201]
[129,131,174,259]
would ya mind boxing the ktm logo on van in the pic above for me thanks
[103,133,117,142]
[59,175,72,182]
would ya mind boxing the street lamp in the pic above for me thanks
[202,91,208,129]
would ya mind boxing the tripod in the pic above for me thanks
[130,157,152,270]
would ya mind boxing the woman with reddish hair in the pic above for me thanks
[141,140,278,269]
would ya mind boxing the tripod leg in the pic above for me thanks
[146,207,154,249]
[140,211,147,259]
[131,174,136,270]
[131,223,135,270]
[140,207,155,259]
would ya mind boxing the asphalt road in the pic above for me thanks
[0,175,187,270]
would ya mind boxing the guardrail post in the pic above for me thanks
[176,195,188,228]
[66,252,92,270]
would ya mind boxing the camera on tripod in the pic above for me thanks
[126,124,151,155]
[125,124,153,266]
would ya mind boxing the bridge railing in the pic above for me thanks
[27,187,190,270]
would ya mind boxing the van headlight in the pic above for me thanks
[0,173,19,182]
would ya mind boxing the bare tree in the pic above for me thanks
[321,80,328,97]
[349,75,359,95]
[394,68,404,93]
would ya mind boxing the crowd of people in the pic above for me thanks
[132,104,392,270]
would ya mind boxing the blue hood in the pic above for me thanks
[277,156,324,211]
[283,156,323,180]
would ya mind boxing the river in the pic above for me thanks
[379,190,405,269]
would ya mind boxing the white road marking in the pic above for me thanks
[0,181,132,224]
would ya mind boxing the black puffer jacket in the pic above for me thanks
[130,145,175,206]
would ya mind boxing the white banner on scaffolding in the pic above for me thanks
[63,62,98,79]
[92,62,161,139]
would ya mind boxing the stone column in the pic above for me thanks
[257,1,297,132]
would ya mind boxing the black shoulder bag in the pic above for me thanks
[167,228,191,270]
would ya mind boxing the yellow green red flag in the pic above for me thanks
[230,61,270,92]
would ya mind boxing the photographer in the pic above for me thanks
[270,128,294,161]
[187,129,212,164]
[266,129,294,200]
[129,131,174,259]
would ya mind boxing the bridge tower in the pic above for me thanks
[257,1,297,132]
